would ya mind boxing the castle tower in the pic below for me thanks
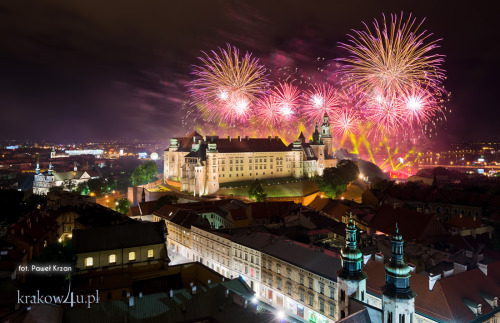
[165,138,179,181]
[205,141,219,194]
[382,225,416,323]
[35,160,40,175]
[291,140,304,179]
[321,113,333,157]
[309,123,325,175]
[337,216,368,320]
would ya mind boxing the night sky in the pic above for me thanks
[0,0,498,143]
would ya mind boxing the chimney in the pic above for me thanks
[238,136,241,141]
[139,292,143,298]
[429,273,441,291]
[363,254,371,265]
[207,279,211,284]
[225,289,230,298]
[478,262,488,276]
[268,136,271,141]
[275,136,279,140]
[374,252,384,263]
[245,136,249,140]
[169,289,173,297]
[408,263,416,273]
[128,297,134,307]
[227,136,231,142]
[192,286,197,295]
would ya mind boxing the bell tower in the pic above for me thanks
[336,215,368,320]
[382,225,416,323]
[321,113,333,156]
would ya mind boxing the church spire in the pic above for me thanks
[35,158,40,175]
[383,224,416,298]
[48,163,53,176]
[338,214,366,280]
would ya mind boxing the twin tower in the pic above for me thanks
[337,217,416,322]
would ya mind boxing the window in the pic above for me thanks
[300,289,304,302]
[85,257,93,267]
[287,284,292,295]
[309,294,313,306]
[341,289,345,301]
[268,261,272,270]
[329,303,335,316]
[268,274,273,285]
[320,299,324,312]
[329,288,335,299]
[277,265,281,274]
[388,312,393,323]
[263,259,266,268]
[287,268,291,279]
[148,249,154,258]
[108,254,116,264]
[320,284,324,294]
[129,251,136,261]
[309,278,314,289]
[300,275,304,285]
[277,278,282,290]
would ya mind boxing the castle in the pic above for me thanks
[164,113,338,195]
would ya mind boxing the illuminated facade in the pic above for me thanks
[164,116,337,196]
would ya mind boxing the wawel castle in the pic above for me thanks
[164,113,338,195]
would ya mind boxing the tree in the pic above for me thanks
[155,194,179,210]
[116,198,131,214]
[248,179,267,202]
[130,161,158,186]
[88,178,104,196]
[317,160,360,198]
[49,186,64,193]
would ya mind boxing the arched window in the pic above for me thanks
[108,254,116,264]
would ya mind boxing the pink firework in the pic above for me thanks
[270,82,301,120]
[256,96,282,126]
[302,84,340,123]
[332,108,360,137]
[366,92,405,133]
[398,86,438,125]
[189,44,269,124]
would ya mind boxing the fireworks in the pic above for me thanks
[337,13,446,134]
[332,108,360,137]
[189,44,269,124]
[338,13,445,97]
[183,13,448,166]
[269,82,301,120]
[302,84,341,122]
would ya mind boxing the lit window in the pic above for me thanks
[129,252,136,261]
[109,254,116,264]
[148,249,154,258]
[85,257,93,267]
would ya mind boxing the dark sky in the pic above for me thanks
[0,0,498,143]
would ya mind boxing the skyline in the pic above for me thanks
[0,1,499,143]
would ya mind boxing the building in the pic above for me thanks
[336,217,368,320]
[33,161,99,195]
[63,278,280,323]
[72,222,169,272]
[153,206,210,259]
[164,115,337,196]
[192,226,233,279]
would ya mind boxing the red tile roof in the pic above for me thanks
[369,204,439,241]
[364,259,500,322]
[446,216,482,229]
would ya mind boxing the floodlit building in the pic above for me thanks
[164,113,337,195]
[33,161,99,195]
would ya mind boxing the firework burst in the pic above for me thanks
[338,13,445,97]
[332,108,360,137]
[302,84,340,123]
[189,44,269,124]
[269,82,301,120]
